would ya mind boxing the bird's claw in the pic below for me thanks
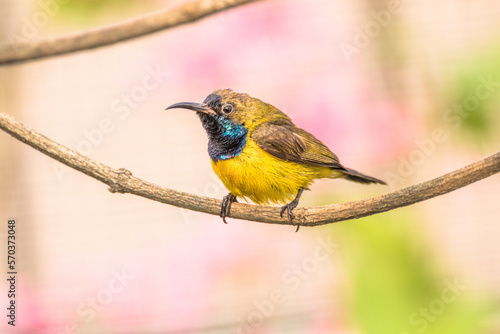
[280,188,308,232]
[280,204,295,220]
[280,203,300,232]
[220,193,237,224]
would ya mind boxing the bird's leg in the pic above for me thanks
[280,188,308,232]
[220,193,237,224]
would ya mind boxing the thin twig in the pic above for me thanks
[1,112,499,227]
[0,0,264,65]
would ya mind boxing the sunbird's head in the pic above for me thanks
[166,89,289,130]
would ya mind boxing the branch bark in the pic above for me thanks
[0,0,264,66]
[1,112,499,228]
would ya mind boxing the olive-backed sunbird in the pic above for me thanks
[167,89,386,230]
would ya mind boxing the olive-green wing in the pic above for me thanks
[251,121,345,170]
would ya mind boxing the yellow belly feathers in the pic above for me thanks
[211,138,342,205]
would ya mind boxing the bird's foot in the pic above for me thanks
[280,188,308,232]
[280,203,298,231]
[220,193,237,224]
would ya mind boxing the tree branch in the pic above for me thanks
[0,0,264,66]
[1,111,499,227]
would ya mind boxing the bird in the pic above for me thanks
[166,89,386,230]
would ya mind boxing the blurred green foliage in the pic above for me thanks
[449,47,500,144]
[55,0,156,28]
[334,212,492,334]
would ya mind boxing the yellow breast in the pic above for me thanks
[210,139,332,205]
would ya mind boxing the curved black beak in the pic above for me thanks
[165,102,212,114]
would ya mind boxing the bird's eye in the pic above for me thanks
[222,104,233,114]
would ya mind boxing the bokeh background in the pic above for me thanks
[1,0,500,333]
